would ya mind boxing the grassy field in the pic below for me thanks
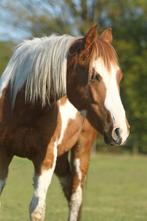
[0,154,147,221]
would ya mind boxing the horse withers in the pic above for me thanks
[0,26,129,221]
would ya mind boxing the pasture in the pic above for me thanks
[0,154,147,221]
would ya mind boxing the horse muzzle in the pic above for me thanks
[104,127,123,146]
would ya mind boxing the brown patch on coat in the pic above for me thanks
[0,84,62,174]
[71,119,97,192]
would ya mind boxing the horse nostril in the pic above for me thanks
[115,128,121,137]
[112,127,122,145]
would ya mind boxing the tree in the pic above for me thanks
[0,41,14,73]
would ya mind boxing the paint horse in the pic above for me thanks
[0,26,130,221]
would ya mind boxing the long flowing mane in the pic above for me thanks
[0,34,78,106]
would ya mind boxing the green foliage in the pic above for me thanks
[0,41,14,73]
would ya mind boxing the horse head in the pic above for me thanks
[67,26,130,145]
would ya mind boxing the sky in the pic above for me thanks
[0,24,29,41]
[0,0,77,41]
[0,0,41,41]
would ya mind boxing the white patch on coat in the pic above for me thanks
[68,158,83,221]
[69,185,82,221]
[93,58,129,144]
[74,158,82,181]
[0,179,5,193]
[30,141,57,220]
[58,99,78,144]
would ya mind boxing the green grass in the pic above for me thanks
[1,154,147,221]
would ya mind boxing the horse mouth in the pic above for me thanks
[104,132,122,146]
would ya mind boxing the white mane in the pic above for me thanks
[0,34,78,106]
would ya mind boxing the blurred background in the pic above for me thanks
[0,1,147,221]
[0,0,147,154]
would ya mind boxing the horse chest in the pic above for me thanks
[57,99,83,156]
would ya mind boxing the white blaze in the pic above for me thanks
[74,158,82,181]
[93,58,129,144]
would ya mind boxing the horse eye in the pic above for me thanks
[90,72,101,82]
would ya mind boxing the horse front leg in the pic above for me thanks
[55,148,90,221]
[68,137,94,221]
[68,157,84,221]
[29,142,58,221]
[68,121,97,221]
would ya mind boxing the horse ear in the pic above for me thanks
[100,28,113,44]
[84,25,97,48]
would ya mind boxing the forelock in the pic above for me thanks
[91,38,118,71]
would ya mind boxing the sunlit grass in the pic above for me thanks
[0,154,147,221]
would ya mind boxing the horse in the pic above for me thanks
[0,26,130,221]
